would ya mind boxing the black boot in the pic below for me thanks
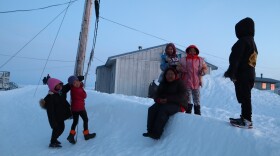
[194,105,201,115]
[67,130,76,144]
[185,103,193,114]
[84,130,96,140]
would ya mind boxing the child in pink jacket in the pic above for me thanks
[177,45,207,115]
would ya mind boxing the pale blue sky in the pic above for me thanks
[1,0,280,86]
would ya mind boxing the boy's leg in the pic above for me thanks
[80,110,89,131]
[240,79,254,122]
[152,104,179,139]
[185,89,193,113]
[147,104,159,133]
[192,89,201,115]
[51,121,65,144]
[71,112,80,130]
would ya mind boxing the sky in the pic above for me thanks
[1,0,280,87]
[1,71,280,155]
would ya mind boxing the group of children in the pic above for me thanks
[40,75,96,148]
[41,17,258,144]
[143,17,258,139]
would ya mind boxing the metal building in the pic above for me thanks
[95,44,218,97]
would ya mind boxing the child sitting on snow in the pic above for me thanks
[66,75,96,144]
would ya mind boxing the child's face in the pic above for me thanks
[166,46,174,56]
[188,48,197,55]
[165,70,176,82]
[54,83,63,91]
[72,80,81,88]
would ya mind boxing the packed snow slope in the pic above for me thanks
[1,71,280,156]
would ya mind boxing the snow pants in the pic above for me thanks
[147,103,180,138]
[234,78,254,122]
[51,121,65,143]
[71,110,89,131]
[186,89,200,106]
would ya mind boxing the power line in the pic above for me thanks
[99,16,227,61]
[0,1,77,69]
[34,0,73,96]
[0,53,74,62]
[84,0,100,86]
[0,0,78,14]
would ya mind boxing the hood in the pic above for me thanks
[47,78,62,93]
[235,17,255,39]
[186,45,199,55]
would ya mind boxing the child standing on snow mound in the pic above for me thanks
[39,78,72,148]
[159,43,181,82]
[143,68,187,140]
[224,17,258,129]
[66,75,96,144]
[176,45,208,115]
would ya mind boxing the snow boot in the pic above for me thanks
[49,143,62,148]
[230,116,253,129]
[67,130,76,144]
[54,139,61,145]
[194,105,201,115]
[185,103,193,114]
[83,130,96,140]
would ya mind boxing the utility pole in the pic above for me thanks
[74,0,93,76]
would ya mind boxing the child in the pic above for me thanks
[176,45,208,115]
[66,75,96,144]
[39,78,72,148]
[224,17,258,128]
[158,43,181,82]
[143,68,187,139]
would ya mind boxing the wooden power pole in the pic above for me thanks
[74,0,93,76]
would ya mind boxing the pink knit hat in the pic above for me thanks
[47,78,62,93]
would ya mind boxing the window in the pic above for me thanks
[262,83,266,89]
[271,84,275,91]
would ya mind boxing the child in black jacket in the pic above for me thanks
[224,17,258,128]
[143,68,187,139]
[40,78,72,148]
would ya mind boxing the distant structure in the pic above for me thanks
[254,74,280,92]
[95,44,218,97]
[0,71,10,90]
[0,71,18,90]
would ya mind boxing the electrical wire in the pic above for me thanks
[0,0,78,14]
[34,0,73,96]
[0,1,77,69]
[84,0,100,86]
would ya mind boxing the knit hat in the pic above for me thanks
[47,78,62,93]
[186,45,199,55]
[68,75,78,85]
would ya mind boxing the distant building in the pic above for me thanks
[0,71,10,90]
[254,74,280,92]
[95,44,218,97]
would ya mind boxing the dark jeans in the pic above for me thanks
[51,121,65,143]
[71,110,89,131]
[234,78,254,121]
[147,103,180,137]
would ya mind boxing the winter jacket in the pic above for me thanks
[179,54,208,89]
[160,53,181,71]
[154,68,187,108]
[224,17,258,81]
[70,83,87,112]
[44,79,72,129]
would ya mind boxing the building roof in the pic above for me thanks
[99,44,218,70]
[255,77,280,83]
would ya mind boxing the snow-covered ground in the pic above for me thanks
[1,71,280,156]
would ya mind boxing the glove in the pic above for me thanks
[77,76,84,81]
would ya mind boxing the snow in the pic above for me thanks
[1,70,280,156]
